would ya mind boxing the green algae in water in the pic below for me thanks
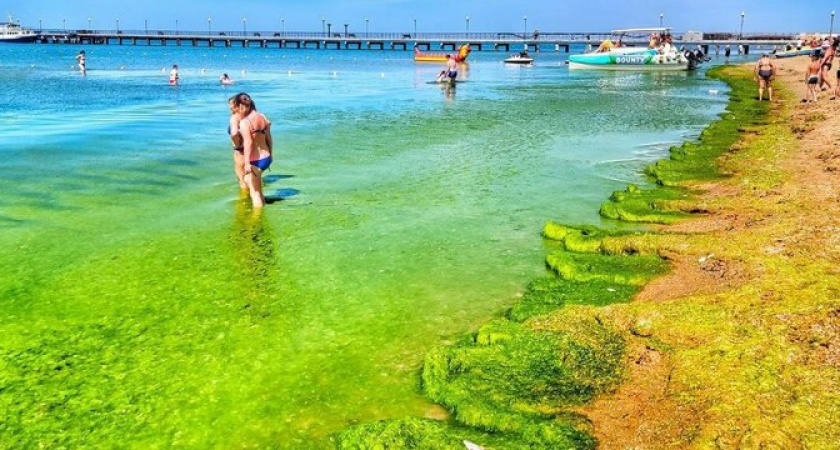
[0,49,731,448]
[510,277,638,322]
[340,315,624,449]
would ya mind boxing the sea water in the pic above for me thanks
[0,44,729,447]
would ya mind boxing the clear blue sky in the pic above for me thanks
[8,0,840,33]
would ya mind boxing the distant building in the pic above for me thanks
[683,31,703,41]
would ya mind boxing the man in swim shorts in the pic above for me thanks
[806,54,822,103]
[445,54,458,82]
[75,50,86,76]
[820,37,838,91]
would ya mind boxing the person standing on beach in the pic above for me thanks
[755,54,776,101]
[725,45,731,62]
[75,50,86,76]
[234,93,273,208]
[169,65,180,86]
[805,54,822,103]
[228,96,247,191]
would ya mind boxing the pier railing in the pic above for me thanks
[37,29,796,42]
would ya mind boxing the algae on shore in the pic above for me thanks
[338,65,779,448]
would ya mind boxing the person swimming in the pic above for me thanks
[169,65,179,85]
[220,73,235,85]
[233,93,273,208]
[75,50,86,76]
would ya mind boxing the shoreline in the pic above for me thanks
[340,60,839,448]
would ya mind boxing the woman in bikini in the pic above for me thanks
[228,96,247,191]
[754,54,776,101]
[234,93,273,208]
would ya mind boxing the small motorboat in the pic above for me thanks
[0,15,38,43]
[504,54,534,65]
[773,46,816,59]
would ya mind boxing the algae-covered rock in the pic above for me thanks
[546,251,668,286]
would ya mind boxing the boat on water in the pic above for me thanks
[0,15,38,43]
[504,53,534,65]
[568,28,701,71]
[414,44,471,63]
[773,47,816,59]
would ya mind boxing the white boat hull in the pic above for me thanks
[568,61,690,71]
[0,35,38,43]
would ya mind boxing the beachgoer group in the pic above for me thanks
[800,37,840,103]
[228,93,273,208]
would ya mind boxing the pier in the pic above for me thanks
[33,29,798,55]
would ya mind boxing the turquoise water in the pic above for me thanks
[0,44,728,447]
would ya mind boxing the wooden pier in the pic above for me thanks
[33,29,798,55]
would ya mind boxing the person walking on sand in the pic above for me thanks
[754,54,776,101]
[234,93,273,208]
[819,38,838,92]
[228,96,247,191]
[169,65,180,86]
[835,60,840,100]
[805,54,822,103]
[75,50,86,76]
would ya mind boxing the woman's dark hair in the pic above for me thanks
[833,37,840,49]
[233,92,257,112]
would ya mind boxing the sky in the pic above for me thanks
[6,0,840,33]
